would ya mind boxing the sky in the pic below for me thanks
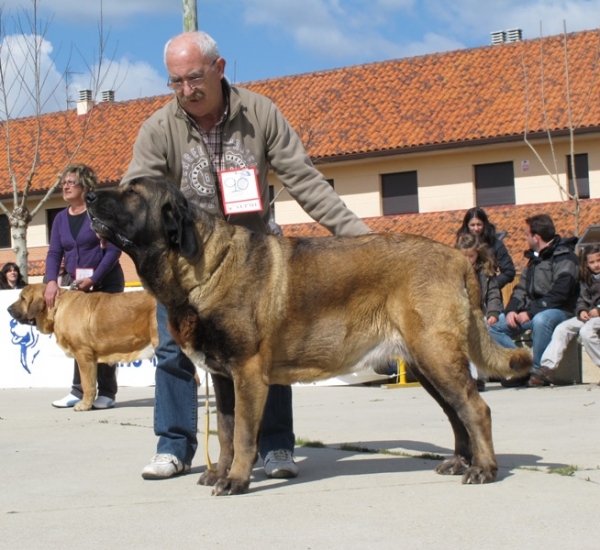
[1,0,600,117]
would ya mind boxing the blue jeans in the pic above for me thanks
[488,309,568,367]
[153,302,294,465]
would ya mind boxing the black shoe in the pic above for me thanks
[476,379,486,392]
[528,366,554,387]
[500,373,530,387]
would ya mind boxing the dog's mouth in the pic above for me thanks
[89,215,133,248]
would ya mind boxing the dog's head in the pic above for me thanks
[7,283,50,329]
[86,177,200,265]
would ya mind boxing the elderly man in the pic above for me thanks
[123,31,372,480]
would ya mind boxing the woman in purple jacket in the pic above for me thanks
[44,164,124,410]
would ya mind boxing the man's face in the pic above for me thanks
[166,43,226,121]
[525,225,539,252]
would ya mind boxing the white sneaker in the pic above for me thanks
[141,454,191,479]
[93,396,115,409]
[263,449,299,478]
[52,393,81,408]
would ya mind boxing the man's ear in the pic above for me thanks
[161,199,200,260]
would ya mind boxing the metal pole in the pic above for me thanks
[182,0,198,31]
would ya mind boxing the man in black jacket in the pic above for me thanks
[488,214,579,387]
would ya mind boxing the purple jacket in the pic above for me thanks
[45,208,122,287]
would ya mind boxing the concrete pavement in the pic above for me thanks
[2,378,600,550]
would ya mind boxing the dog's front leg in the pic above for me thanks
[212,356,269,496]
[198,374,235,488]
[73,353,97,411]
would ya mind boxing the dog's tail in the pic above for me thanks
[464,266,532,379]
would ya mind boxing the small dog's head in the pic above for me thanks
[7,283,47,326]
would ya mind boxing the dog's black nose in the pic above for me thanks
[85,191,97,204]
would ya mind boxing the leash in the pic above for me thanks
[203,371,215,471]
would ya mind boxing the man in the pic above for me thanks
[488,214,579,387]
[122,31,372,480]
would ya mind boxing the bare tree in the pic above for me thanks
[521,22,600,236]
[0,0,117,280]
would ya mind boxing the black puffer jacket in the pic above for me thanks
[506,236,579,318]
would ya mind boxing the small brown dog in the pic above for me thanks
[8,283,158,411]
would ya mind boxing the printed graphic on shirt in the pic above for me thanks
[180,139,259,217]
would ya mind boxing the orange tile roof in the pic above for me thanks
[1,29,599,195]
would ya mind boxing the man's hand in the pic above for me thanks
[506,311,529,328]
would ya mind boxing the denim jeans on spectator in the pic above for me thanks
[488,309,569,367]
[153,302,295,465]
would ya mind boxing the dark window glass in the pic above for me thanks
[567,153,589,199]
[474,161,515,206]
[381,171,418,215]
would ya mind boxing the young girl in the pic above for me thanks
[456,233,503,391]
[536,244,600,385]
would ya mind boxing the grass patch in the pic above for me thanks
[296,438,326,448]
[517,466,541,472]
[338,443,377,453]
[548,465,578,476]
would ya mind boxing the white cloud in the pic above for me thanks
[0,34,65,118]
[69,57,166,103]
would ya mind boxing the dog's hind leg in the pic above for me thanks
[198,374,235,489]
[212,354,269,496]
[410,340,498,484]
[73,353,98,411]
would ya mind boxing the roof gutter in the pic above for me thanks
[313,126,600,164]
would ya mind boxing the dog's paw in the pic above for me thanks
[461,466,496,484]
[73,402,93,412]
[435,455,469,476]
[197,469,219,487]
[211,476,250,496]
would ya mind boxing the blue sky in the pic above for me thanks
[2,0,600,116]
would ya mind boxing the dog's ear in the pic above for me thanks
[161,198,200,260]
[27,293,46,319]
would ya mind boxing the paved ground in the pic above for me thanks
[2,371,600,550]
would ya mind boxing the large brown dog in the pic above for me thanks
[8,283,158,411]
[85,177,531,495]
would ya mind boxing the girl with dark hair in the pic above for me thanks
[456,206,516,290]
[1,262,27,289]
[456,233,503,391]
[536,244,600,385]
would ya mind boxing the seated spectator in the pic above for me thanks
[1,262,27,289]
[457,206,516,290]
[488,214,579,387]
[536,244,600,386]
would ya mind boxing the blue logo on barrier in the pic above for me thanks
[9,319,41,374]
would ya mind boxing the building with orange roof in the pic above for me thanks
[0,28,599,283]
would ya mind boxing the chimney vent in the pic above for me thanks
[76,89,94,115]
[491,31,506,45]
[101,90,115,102]
[506,28,523,42]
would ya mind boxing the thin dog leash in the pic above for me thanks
[203,371,215,472]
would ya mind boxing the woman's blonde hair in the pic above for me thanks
[60,164,98,191]
[456,233,497,277]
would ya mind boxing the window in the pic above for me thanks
[46,208,64,244]
[567,153,589,199]
[0,214,10,248]
[381,171,418,215]
[474,161,515,206]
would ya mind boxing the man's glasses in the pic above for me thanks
[167,60,217,91]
